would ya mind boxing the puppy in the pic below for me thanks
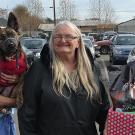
[0,12,27,111]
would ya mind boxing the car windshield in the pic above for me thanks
[23,40,44,49]
[117,36,135,45]
[83,39,92,47]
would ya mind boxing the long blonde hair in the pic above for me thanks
[49,21,99,99]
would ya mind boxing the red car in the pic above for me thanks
[95,40,112,54]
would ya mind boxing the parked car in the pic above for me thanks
[81,33,86,38]
[22,45,34,66]
[102,31,117,40]
[20,38,46,60]
[109,34,135,64]
[83,38,100,58]
[19,36,31,43]
[88,36,95,44]
[95,39,112,54]
[127,47,135,63]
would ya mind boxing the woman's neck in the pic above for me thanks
[61,56,77,73]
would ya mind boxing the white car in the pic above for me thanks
[83,38,95,58]
[127,47,135,63]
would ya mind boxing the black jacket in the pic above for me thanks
[18,45,110,135]
[123,61,135,84]
[111,61,135,91]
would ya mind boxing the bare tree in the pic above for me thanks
[89,0,115,23]
[58,0,77,21]
[13,3,44,34]
[24,0,44,32]
[103,1,115,23]
[25,0,44,17]
[13,5,29,31]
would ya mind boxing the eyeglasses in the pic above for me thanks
[53,34,79,41]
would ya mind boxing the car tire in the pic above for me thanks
[111,57,117,65]
[100,46,109,54]
[110,54,116,65]
[109,55,112,62]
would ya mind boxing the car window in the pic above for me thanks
[23,40,44,49]
[110,36,114,41]
[116,36,135,45]
[83,39,92,47]
[111,36,117,45]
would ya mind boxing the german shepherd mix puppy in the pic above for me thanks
[0,12,27,112]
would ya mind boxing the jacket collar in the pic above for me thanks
[40,43,94,70]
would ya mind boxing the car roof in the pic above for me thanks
[82,38,91,41]
[22,38,47,43]
[116,33,135,37]
[82,37,90,40]
[23,38,46,40]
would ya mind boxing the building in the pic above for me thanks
[117,18,135,33]
[38,20,116,34]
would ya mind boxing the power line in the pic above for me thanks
[114,10,135,13]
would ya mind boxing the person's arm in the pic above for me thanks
[0,95,16,106]
[18,60,44,135]
[0,72,18,106]
[95,78,110,135]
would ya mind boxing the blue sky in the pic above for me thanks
[1,0,135,23]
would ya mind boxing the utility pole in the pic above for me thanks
[98,0,101,23]
[50,0,56,25]
[53,0,56,25]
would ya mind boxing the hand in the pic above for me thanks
[130,82,135,99]
[103,128,107,135]
[0,108,8,114]
[103,120,108,135]
[0,72,19,84]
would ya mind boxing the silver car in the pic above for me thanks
[83,38,95,58]
[110,34,135,64]
[127,47,135,63]
[83,38,100,59]
[20,38,47,59]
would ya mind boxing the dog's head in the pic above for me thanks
[0,12,21,60]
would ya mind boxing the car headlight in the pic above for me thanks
[35,52,40,58]
[25,50,33,56]
[114,49,123,54]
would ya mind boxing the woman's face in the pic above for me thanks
[53,25,80,56]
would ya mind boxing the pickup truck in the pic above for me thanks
[95,40,112,54]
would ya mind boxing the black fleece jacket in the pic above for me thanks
[18,45,110,135]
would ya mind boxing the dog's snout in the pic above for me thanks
[6,39,16,47]
[4,38,18,51]
[8,41,15,49]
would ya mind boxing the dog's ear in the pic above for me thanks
[7,12,19,33]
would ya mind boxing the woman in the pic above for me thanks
[0,72,18,135]
[0,73,17,107]
[18,21,110,135]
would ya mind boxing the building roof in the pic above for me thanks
[38,20,100,32]
[72,20,99,26]
[38,24,54,31]
[117,18,135,26]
